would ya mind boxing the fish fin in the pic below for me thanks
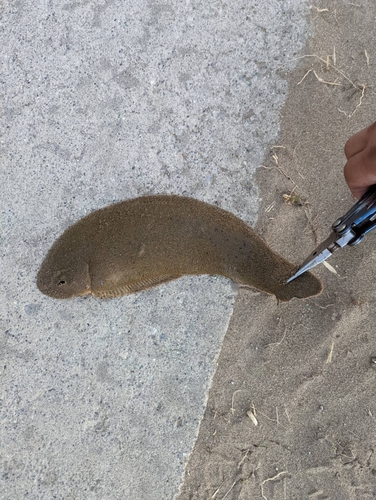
[91,274,182,298]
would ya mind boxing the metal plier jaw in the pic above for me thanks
[287,184,376,283]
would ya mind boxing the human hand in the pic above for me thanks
[344,121,376,199]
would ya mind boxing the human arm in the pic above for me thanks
[344,121,376,199]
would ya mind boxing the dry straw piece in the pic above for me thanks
[260,470,289,500]
[323,260,338,275]
[326,341,335,363]
[247,407,259,426]
[288,52,368,118]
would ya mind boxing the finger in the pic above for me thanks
[344,127,369,159]
[344,147,376,199]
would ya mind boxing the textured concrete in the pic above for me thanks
[1,1,310,498]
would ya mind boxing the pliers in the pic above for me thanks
[287,184,376,283]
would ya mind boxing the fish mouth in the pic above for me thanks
[36,273,91,299]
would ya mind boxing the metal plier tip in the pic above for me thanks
[287,184,376,284]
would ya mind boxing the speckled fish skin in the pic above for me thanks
[37,195,322,301]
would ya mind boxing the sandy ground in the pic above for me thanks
[0,1,310,499]
[178,2,376,499]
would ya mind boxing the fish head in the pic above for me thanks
[37,243,91,299]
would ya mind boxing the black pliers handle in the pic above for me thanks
[287,184,376,283]
[335,184,376,246]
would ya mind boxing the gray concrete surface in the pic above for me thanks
[1,1,310,498]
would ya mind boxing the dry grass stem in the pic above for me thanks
[329,64,359,89]
[265,201,276,213]
[266,315,288,347]
[222,480,237,499]
[313,70,340,86]
[296,68,313,85]
[271,153,292,181]
[365,50,370,66]
[238,450,251,467]
[326,341,335,363]
[256,408,286,429]
[257,409,278,424]
[288,53,361,90]
[338,84,366,118]
[275,165,292,181]
[270,146,305,186]
[312,6,329,12]
[271,153,279,163]
[230,389,246,415]
[266,327,287,347]
[312,301,334,310]
[211,482,223,499]
[260,471,289,500]
[284,406,291,423]
[247,405,259,426]
[333,46,336,66]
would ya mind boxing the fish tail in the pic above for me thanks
[230,247,322,302]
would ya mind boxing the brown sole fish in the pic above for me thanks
[37,195,322,301]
